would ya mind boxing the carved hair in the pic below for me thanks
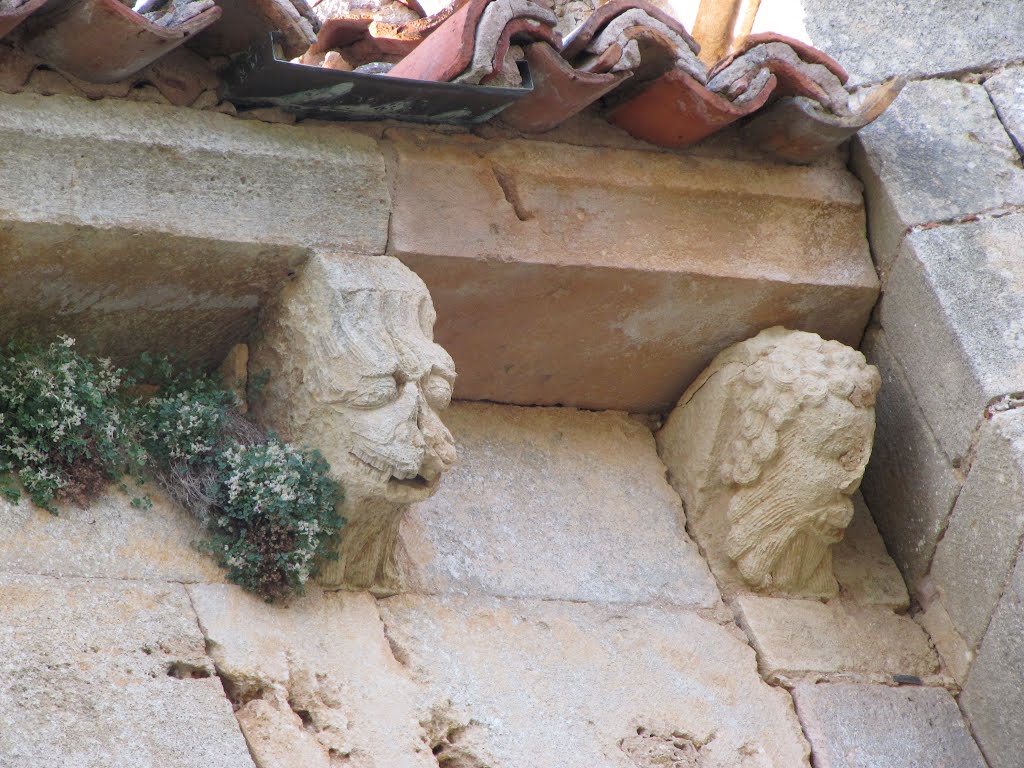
[719,330,880,487]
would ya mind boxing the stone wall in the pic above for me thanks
[757,2,1024,765]
[0,10,1010,764]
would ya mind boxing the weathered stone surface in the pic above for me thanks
[188,584,436,768]
[792,683,986,768]
[734,596,938,683]
[389,128,877,412]
[399,402,720,607]
[831,493,909,610]
[850,80,1024,273]
[985,66,1024,156]
[917,596,973,685]
[0,574,253,768]
[930,410,1024,651]
[380,594,811,767]
[860,329,962,590]
[250,254,457,593]
[656,327,879,600]
[961,548,1024,768]
[879,214,1024,461]
[0,223,304,367]
[754,0,1024,87]
[0,485,223,583]
[0,92,388,365]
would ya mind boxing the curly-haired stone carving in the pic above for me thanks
[656,327,880,598]
[249,254,457,594]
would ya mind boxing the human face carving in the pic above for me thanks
[309,286,457,506]
[727,395,874,594]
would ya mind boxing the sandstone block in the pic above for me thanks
[860,329,962,589]
[734,596,938,684]
[0,574,253,768]
[389,128,877,412]
[831,493,909,611]
[0,485,223,583]
[0,92,388,365]
[879,214,1024,461]
[850,80,1024,272]
[379,594,811,767]
[399,402,720,607]
[985,66,1024,155]
[916,597,973,685]
[961,548,1024,768]
[792,683,986,768]
[754,0,1024,87]
[929,409,1024,651]
[188,584,436,768]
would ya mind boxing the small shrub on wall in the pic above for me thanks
[0,337,343,600]
[0,337,144,510]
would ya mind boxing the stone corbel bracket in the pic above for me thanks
[249,254,458,595]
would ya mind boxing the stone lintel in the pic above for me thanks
[389,128,878,412]
[0,92,389,365]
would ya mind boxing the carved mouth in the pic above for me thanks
[350,449,438,499]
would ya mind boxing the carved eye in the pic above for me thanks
[424,375,453,410]
[349,377,398,409]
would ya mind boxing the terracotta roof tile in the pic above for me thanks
[560,0,697,59]
[0,0,901,159]
[607,68,775,147]
[0,0,46,40]
[741,79,905,164]
[498,40,626,131]
[386,0,558,84]
[18,0,220,83]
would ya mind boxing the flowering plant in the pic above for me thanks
[0,338,344,599]
[0,337,144,510]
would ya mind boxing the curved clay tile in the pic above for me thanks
[386,0,557,84]
[497,0,702,133]
[718,31,849,85]
[0,0,47,40]
[560,0,697,60]
[20,0,221,83]
[310,3,467,62]
[498,40,628,131]
[607,68,776,147]
[707,41,848,113]
[571,7,702,85]
[457,2,561,84]
[742,78,905,163]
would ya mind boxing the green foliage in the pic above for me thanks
[131,353,238,468]
[209,439,343,601]
[0,338,344,600]
[0,337,144,511]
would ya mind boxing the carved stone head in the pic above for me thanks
[657,327,880,598]
[251,255,456,505]
[250,255,457,591]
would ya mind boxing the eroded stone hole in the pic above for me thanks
[620,726,707,767]
[166,660,213,680]
[422,708,484,768]
[218,674,269,710]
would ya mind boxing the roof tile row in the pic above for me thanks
[0,0,902,159]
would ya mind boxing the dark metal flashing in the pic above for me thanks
[221,33,532,125]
